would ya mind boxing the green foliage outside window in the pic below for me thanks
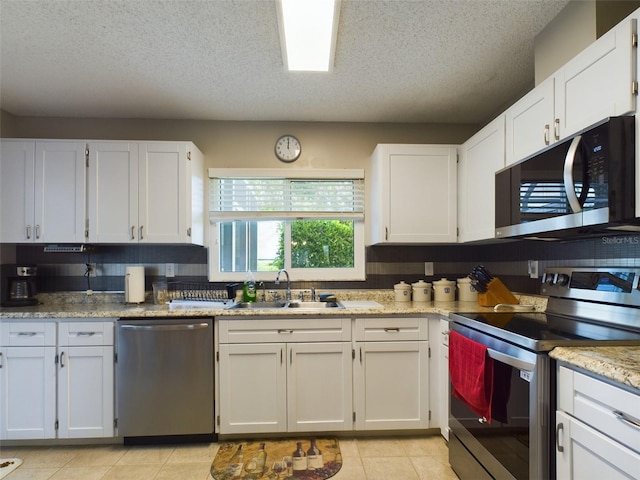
[271,220,355,270]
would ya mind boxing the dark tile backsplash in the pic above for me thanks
[2,233,640,300]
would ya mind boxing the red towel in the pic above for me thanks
[449,330,494,422]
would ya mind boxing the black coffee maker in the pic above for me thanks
[3,265,39,307]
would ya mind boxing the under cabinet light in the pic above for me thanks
[277,0,340,72]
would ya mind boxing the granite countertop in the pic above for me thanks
[550,346,640,391]
[0,290,547,319]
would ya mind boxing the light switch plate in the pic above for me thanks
[424,262,434,276]
[528,260,538,278]
[166,263,176,278]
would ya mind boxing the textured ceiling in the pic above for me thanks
[0,0,570,124]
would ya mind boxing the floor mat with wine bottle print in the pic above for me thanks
[209,438,342,480]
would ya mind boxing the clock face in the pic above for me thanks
[275,135,301,162]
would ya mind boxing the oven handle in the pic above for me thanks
[487,348,535,372]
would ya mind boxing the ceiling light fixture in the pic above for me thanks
[277,0,340,72]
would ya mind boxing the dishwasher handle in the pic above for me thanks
[119,322,210,332]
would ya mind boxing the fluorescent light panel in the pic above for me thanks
[278,0,339,72]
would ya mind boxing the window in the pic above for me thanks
[208,168,365,282]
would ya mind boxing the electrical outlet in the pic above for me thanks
[424,262,434,276]
[86,263,97,277]
[528,260,539,278]
[166,263,176,278]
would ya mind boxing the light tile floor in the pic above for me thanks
[0,435,459,480]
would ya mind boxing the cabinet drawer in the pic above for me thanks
[0,322,56,346]
[560,366,640,454]
[58,321,114,346]
[354,317,427,341]
[218,318,351,343]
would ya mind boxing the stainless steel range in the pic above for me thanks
[448,267,640,480]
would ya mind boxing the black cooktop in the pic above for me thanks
[450,310,640,352]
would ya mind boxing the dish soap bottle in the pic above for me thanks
[242,270,257,303]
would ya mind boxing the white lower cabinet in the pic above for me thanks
[57,322,115,438]
[556,366,640,479]
[352,317,430,430]
[0,322,56,439]
[0,321,114,440]
[217,318,352,435]
[438,318,449,440]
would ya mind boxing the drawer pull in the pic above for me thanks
[60,351,65,368]
[384,328,400,332]
[278,329,294,334]
[556,422,564,452]
[17,332,37,336]
[613,410,640,429]
[75,332,96,337]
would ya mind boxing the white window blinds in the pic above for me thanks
[209,169,365,221]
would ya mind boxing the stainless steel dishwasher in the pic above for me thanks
[116,317,214,439]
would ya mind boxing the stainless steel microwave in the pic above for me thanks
[495,116,638,239]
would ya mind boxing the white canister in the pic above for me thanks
[125,266,145,303]
[433,278,455,302]
[457,277,478,302]
[412,280,432,302]
[394,281,412,302]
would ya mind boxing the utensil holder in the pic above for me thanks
[477,278,518,307]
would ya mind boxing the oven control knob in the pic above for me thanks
[555,274,570,286]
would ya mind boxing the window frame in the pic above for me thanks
[207,168,366,282]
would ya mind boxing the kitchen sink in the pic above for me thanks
[286,301,343,309]
[231,301,287,309]
[229,301,343,310]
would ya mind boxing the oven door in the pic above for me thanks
[449,323,551,480]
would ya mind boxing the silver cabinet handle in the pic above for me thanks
[554,118,560,141]
[544,124,550,145]
[556,422,564,452]
[613,410,640,429]
[18,332,37,336]
[131,225,135,240]
[60,351,65,368]
[0,352,3,368]
[35,224,40,239]
[384,328,400,332]
[26,225,32,239]
[139,225,144,240]
[75,332,96,337]
[277,329,294,334]
[359,347,362,364]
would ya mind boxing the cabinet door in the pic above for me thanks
[556,411,640,479]
[88,142,139,243]
[370,144,457,244]
[505,76,555,166]
[57,346,114,438]
[287,342,353,432]
[218,343,287,434]
[459,115,505,242]
[138,142,188,243]
[0,346,56,439]
[34,141,86,243]
[0,140,35,242]
[555,19,636,141]
[353,341,429,430]
[439,319,449,440]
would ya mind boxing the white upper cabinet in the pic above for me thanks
[555,18,636,140]
[458,115,505,243]
[506,18,636,166]
[369,144,458,244]
[1,140,86,243]
[88,141,204,245]
[505,77,555,166]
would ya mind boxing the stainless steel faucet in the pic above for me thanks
[275,269,291,301]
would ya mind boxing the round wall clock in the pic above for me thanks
[275,134,301,163]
